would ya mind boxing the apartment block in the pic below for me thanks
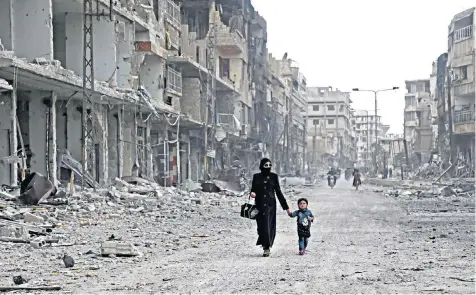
[0,0,179,187]
[353,110,387,168]
[305,86,354,167]
[447,7,475,167]
[404,79,435,163]
[0,0,312,187]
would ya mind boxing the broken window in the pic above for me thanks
[416,83,424,92]
[339,105,344,112]
[219,57,230,79]
[165,0,181,27]
[327,105,335,111]
[312,105,319,111]
[165,96,172,106]
[313,119,319,125]
[461,66,468,80]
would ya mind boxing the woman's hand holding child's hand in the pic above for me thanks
[286,209,292,215]
[308,216,314,221]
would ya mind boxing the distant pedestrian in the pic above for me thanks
[288,198,314,255]
[250,158,291,257]
[389,167,393,178]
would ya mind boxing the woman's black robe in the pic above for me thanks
[250,172,289,249]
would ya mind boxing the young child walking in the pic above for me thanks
[288,198,314,255]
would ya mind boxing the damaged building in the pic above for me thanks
[0,0,310,188]
[447,7,475,171]
[305,86,356,168]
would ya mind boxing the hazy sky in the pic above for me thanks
[252,0,475,133]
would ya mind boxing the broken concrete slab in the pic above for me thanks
[23,212,45,224]
[17,172,56,205]
[101,241,140,257]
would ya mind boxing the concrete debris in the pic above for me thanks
[1,175,245,262]
[101,241,140,257]
[23,212,45,224]
[63,254,75,268]
[17,172,56,206]
[380,177,475,199]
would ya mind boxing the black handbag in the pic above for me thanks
[240,195,259,219]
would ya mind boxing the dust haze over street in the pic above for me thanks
[1,178,473,294]
[0,0,475,293]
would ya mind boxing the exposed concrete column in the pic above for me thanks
[107,108,118,180]
[132,108,138,169]
[29,93,47,176]
[118,106,124,178]
[99,106,108,185]
[48,92,57,185]
[10,84,17,186]
[146,117,153,178]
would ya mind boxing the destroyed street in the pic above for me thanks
[0,178,474,294]
[0,0,475,293]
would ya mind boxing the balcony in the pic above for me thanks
[216,28,245,55]
[165,67,182,96]
[453,81,475,97]
[135,40,167,58]
[454,109,475,134]
[217,113,240,134]
[454,25,473,43]
[165,0,181,30]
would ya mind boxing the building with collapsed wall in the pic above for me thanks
[447,7,475,170]
[404,79,435,164]
[305,86,355,168]
[0,0,309,187]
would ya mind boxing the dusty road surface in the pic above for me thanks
[1,181,474,294]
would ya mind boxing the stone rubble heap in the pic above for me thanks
[381,178,475,199]
[0,176,250,291]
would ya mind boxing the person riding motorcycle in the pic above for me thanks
[327,167,338,186]
[352,168,362,187]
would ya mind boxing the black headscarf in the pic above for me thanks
[259,158,272,176]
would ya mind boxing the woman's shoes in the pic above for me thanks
[263,248,270,257]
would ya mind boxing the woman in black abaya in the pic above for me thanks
[250,158,291,257]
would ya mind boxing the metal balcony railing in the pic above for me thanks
[166,0,181,28]
[454,25,473,43]
[454,109,475,124]
[166,67,182,94]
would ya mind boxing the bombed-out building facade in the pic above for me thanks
[0,0,310,187]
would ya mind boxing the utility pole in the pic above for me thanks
[374,91,378,172]
[313,122,317,169]
[352,86,399,173]
[82,0,113,190]
[204,0,217,180]
[82,0,94,190]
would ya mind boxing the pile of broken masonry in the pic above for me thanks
[379,178,475,199]
[0,172,251,292]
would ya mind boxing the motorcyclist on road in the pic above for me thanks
[352,168,362,187]
[327,167,338,186]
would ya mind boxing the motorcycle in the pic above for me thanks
[353,176,361,191]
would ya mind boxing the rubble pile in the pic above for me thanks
[382,178,475,199]
[409,163,442,180]
[0,175,248,291]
